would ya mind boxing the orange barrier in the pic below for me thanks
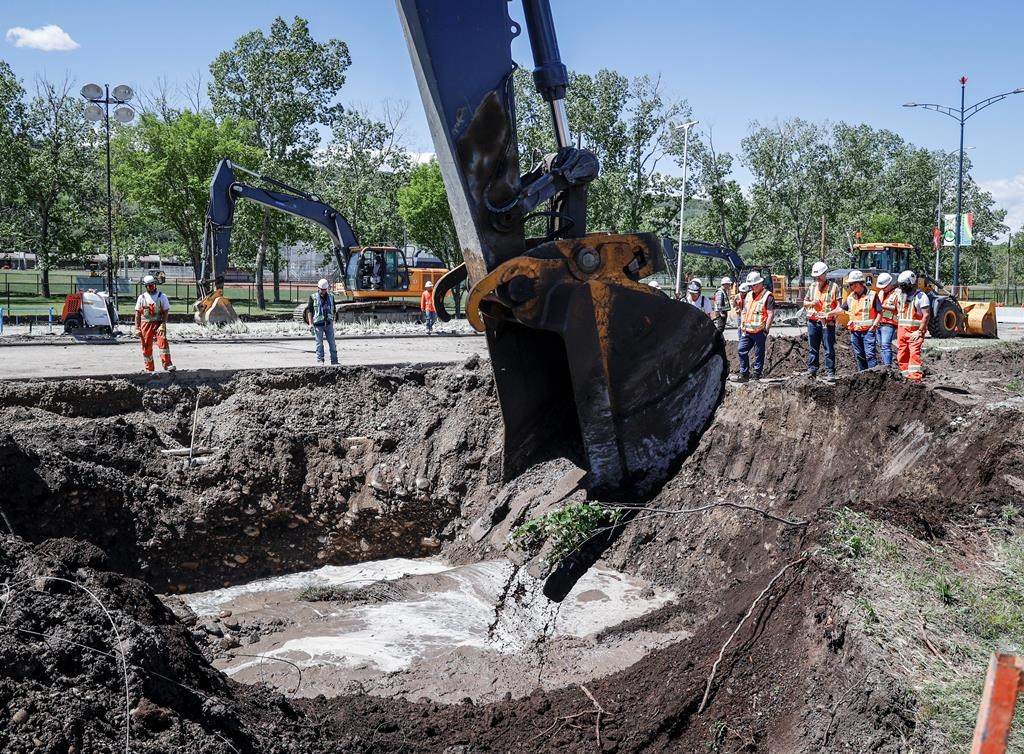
[971,653,1024,753]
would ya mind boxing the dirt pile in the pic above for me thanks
[1,338,1023,752]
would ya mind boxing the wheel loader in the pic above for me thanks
[193,160,450,326]
[398,0,727,599]
[831,242,997,337]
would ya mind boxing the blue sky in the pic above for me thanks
[4,0,1024,230]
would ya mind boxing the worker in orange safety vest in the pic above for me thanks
[134,275,175,373]
[895,270,931,382]
[875,272,900,368]
[733,271,775,382]
[840,270,882,370]
[802,261,841,381]
[420,280,437,334]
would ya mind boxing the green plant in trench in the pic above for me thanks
[509,502,623,563]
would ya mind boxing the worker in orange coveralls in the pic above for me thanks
[420,280,437,334]
[895,270,930,383]
[134,274,175,372]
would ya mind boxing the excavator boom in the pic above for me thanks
[399,0,727,598]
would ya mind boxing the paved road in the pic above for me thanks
[0,335,489,379]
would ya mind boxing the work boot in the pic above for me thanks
[732,373,750,384]
[807,370,817,379]
[752,372,762,381]
[824,371,836,383]
[166,365,176,372]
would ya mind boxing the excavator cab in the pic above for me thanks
[348,247,411,293]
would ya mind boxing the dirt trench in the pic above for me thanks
[1,338,1023,753]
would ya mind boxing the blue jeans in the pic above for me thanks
[877,324,896,367]
[738,331,766,376]
[806,320,836,375]
[314,320,338,364]
[850,329,877,370]
[424,310,436,333]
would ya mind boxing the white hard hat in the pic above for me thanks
[876,272,893,289]
[897,270,917,286]
[745,270,764,286]
[847,270,866,284]
[317,278,330,290]
[811,261,829,278]
[142,275,156,285]
[687,280,702,292]
[648,280,662,289]
[690,277,702,288]
[739,283,751,293]
[425,280,433,288]
[721,276,733,286]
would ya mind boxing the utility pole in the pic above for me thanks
[820,215,826,261]
[670,120,699,298]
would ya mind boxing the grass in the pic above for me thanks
[1007,379,1024,396]
[827,508,1024,752]
[509,503,623,563]
[296,584,352,602]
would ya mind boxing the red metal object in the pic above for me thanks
[971,654,1024,753]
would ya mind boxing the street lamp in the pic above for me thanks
[904,78,1023,291]
[81,83,136,307]
[670,120,699,298]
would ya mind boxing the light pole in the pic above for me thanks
[671,120,699,298]
[81,83,136,308]
[904,78,1023,291]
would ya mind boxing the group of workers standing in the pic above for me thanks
[669,263,932,384]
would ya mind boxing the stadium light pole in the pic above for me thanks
[670,120,699,298]
[904,78,1024,291]
[81,84,136,308]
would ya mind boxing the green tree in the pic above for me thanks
[111,110,261,279]
[0,60,29,254]
[208,15,351,306]
[21,77,103,296]
[397,160,458,267]
[315,104,411,250]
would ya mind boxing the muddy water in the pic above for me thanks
[182,557,688,703]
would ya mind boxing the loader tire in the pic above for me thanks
[929,298,963,339]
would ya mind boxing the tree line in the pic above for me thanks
[0,15,1018,305]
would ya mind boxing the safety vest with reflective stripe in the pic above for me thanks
[741,289,771,333]
[310,292,335,326]
[138,291,168,323]
[897,291,926,327]
[848,290,877,332]
[806,281,839,322]
[713,288,730,313]
[878,287,900,327]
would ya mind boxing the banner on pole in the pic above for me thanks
[942,212,974,247]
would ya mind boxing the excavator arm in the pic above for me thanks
[399,0,727,599]
[195,160,360,324]
[669,239,745,274]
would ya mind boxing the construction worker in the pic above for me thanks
[802,261,841,381]
[875,272,899,367]
[734,271,774,382]
[305,278,338,365]
[685,278,713,317]
[421,280,437,334]
[735,281,750,314]
[895,270,931,382]
[134,275,175,373]
[840,270,881,370]
[711,276,732,333]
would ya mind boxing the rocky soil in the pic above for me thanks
[1,336,1023,753]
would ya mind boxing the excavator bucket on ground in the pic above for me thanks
[399,0,726,505]
[193,289,240,326]
[961,300,999,337]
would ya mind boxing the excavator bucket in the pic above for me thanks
[467,234,726,498]
[193,289,240,326]
[961,300,999,338]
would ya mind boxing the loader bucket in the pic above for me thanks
[468,233,727,501]
[961,301,999,338]
[193,290,240,326]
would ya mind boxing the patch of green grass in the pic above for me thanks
[509,502,623,563]
[297,584,352,602]
[828,507,899,562]
[1007,379,1024,396]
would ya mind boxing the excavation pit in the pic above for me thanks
[2,339,1023,753]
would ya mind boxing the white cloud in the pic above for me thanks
[5,24,79,52]
[980,174,1024,234]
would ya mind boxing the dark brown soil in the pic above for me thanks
[2,340,1023,753]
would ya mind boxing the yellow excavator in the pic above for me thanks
[193,160,449,326]
[834,242,997,337]
[399,0,727,599]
